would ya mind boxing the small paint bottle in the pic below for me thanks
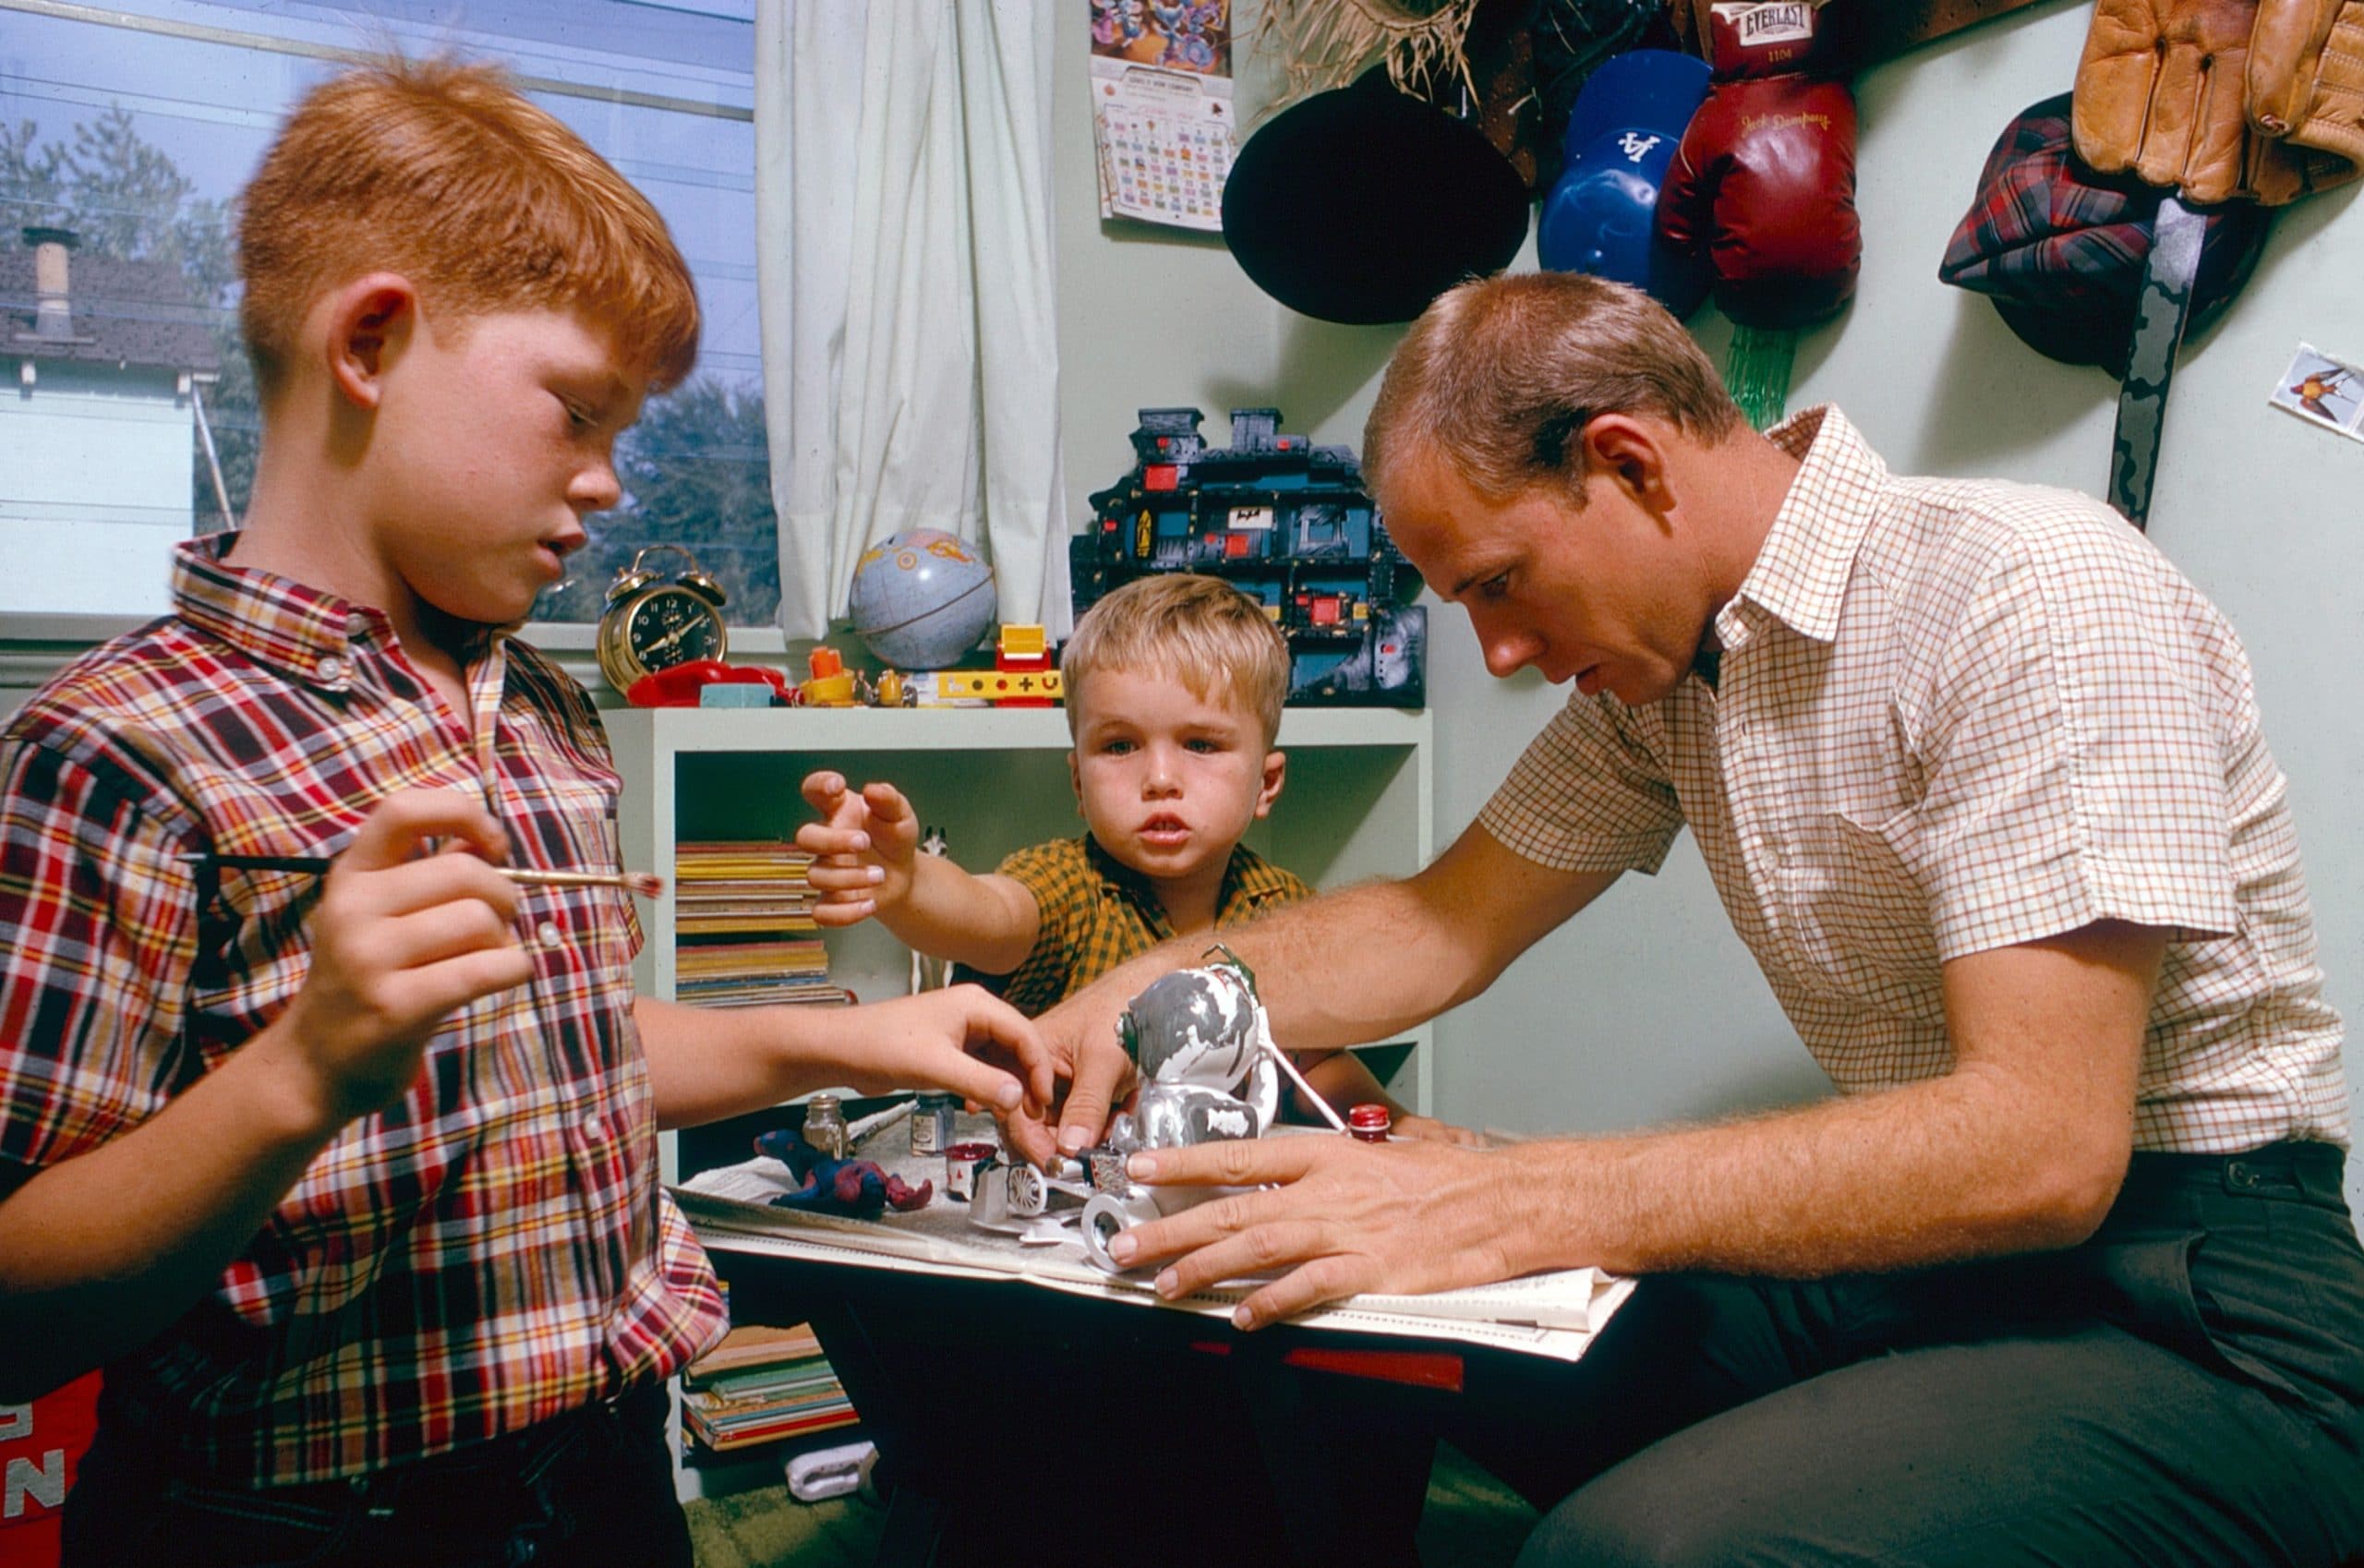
[1348,1104,1393,1143]
[911,1091,959,1156]
[943,1141,998,1201]
[802,1093,849,1159]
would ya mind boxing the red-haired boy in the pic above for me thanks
[0,58,1045,1567]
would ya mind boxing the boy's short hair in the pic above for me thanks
[1062,574,1290,746]
[237,55,700,401]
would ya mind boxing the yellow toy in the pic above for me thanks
[799,646,861,707]
[931,623,1062,705]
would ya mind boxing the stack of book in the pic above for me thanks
[673,840,852,1007]
[680,1322,859,1455]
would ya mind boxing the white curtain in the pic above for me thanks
[755,0,1071,643]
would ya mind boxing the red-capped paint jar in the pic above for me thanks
[943,1141,998,1200]
[1348,1104,1393,1142]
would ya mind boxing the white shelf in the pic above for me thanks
[609,702,1437,1129]
[608,702,1434,1502]
[609,703,1433,752]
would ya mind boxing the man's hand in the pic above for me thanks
[266,790,535,1127]
[1101,1134,1525,1330]
[823,984,1056,1122]
[1392,1113,1491,1150]
[794,772,921,925]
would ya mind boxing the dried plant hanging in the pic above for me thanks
[1253,0,1486,115]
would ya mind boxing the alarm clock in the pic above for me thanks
[596,543,729,693]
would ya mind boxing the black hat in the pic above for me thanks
[1222,67,1531,326]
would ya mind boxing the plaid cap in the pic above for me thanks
[1939,93,2272,376]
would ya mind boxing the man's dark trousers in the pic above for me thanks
[1450,1142,2364,1568]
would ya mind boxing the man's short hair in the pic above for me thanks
[237,56,699,401]
[1061,574,1290,747]
[1363,271,1742,504]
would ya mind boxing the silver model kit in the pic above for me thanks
[1082,948,1288,1272]
[965,946,1341,1270]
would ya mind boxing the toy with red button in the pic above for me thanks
[993,622,1055,707]
[1296,589,1351,629]
[931,624,1066,706]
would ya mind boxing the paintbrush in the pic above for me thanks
[181,852,665,899]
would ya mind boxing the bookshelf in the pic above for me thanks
[609,704,1438,1172]
[606,704,1435,1497]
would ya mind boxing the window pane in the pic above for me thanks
[0,0,774,626]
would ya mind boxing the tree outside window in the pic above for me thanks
[1,2,777,628]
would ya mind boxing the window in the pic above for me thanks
[0,0,778,626]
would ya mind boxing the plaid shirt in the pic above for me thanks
[1480,407,2347,1155]
[1936,91,2269,372]
[0,535,724,1485]
[980,836,1310,1017]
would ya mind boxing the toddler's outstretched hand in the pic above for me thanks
[796,770,921,926]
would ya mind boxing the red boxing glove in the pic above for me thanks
[1656,73,1861,330]
[1704,0,1827,79]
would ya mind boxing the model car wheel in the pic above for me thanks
[1080,1190,1159,1273]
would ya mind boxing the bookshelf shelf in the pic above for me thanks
[607,703,1435,1501]
[609,704,1438,1145]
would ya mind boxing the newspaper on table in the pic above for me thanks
[672,1117,1633,1364]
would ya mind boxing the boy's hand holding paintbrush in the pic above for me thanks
[229,790,545,1124]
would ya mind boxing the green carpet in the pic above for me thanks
[684,1478,875,1568]
[685,1441,1536,1566]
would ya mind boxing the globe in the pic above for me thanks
[848,529,996,670]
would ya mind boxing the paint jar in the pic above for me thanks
[911,1091,959,1156]
[1348,1104,1393,1143]
[943,1141,998,1201]
[802,1093,849,1159]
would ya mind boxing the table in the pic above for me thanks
[709,1243,1460,1568]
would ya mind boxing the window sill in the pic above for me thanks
[2,618,790,698]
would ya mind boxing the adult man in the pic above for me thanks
[1018,272,2364,1565]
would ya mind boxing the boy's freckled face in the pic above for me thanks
[368,308,645,628]
[1067,667,1284,890]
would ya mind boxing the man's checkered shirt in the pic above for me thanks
[1478,407,2346,1154]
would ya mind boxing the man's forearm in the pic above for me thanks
[1498,922,2155,1280]
[0,1031,342,1402]
[1037,827,1617,1158]
[1498,1069,2126,1281]
[1059,874,1487,1058]
[1048,826,1620,1072]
